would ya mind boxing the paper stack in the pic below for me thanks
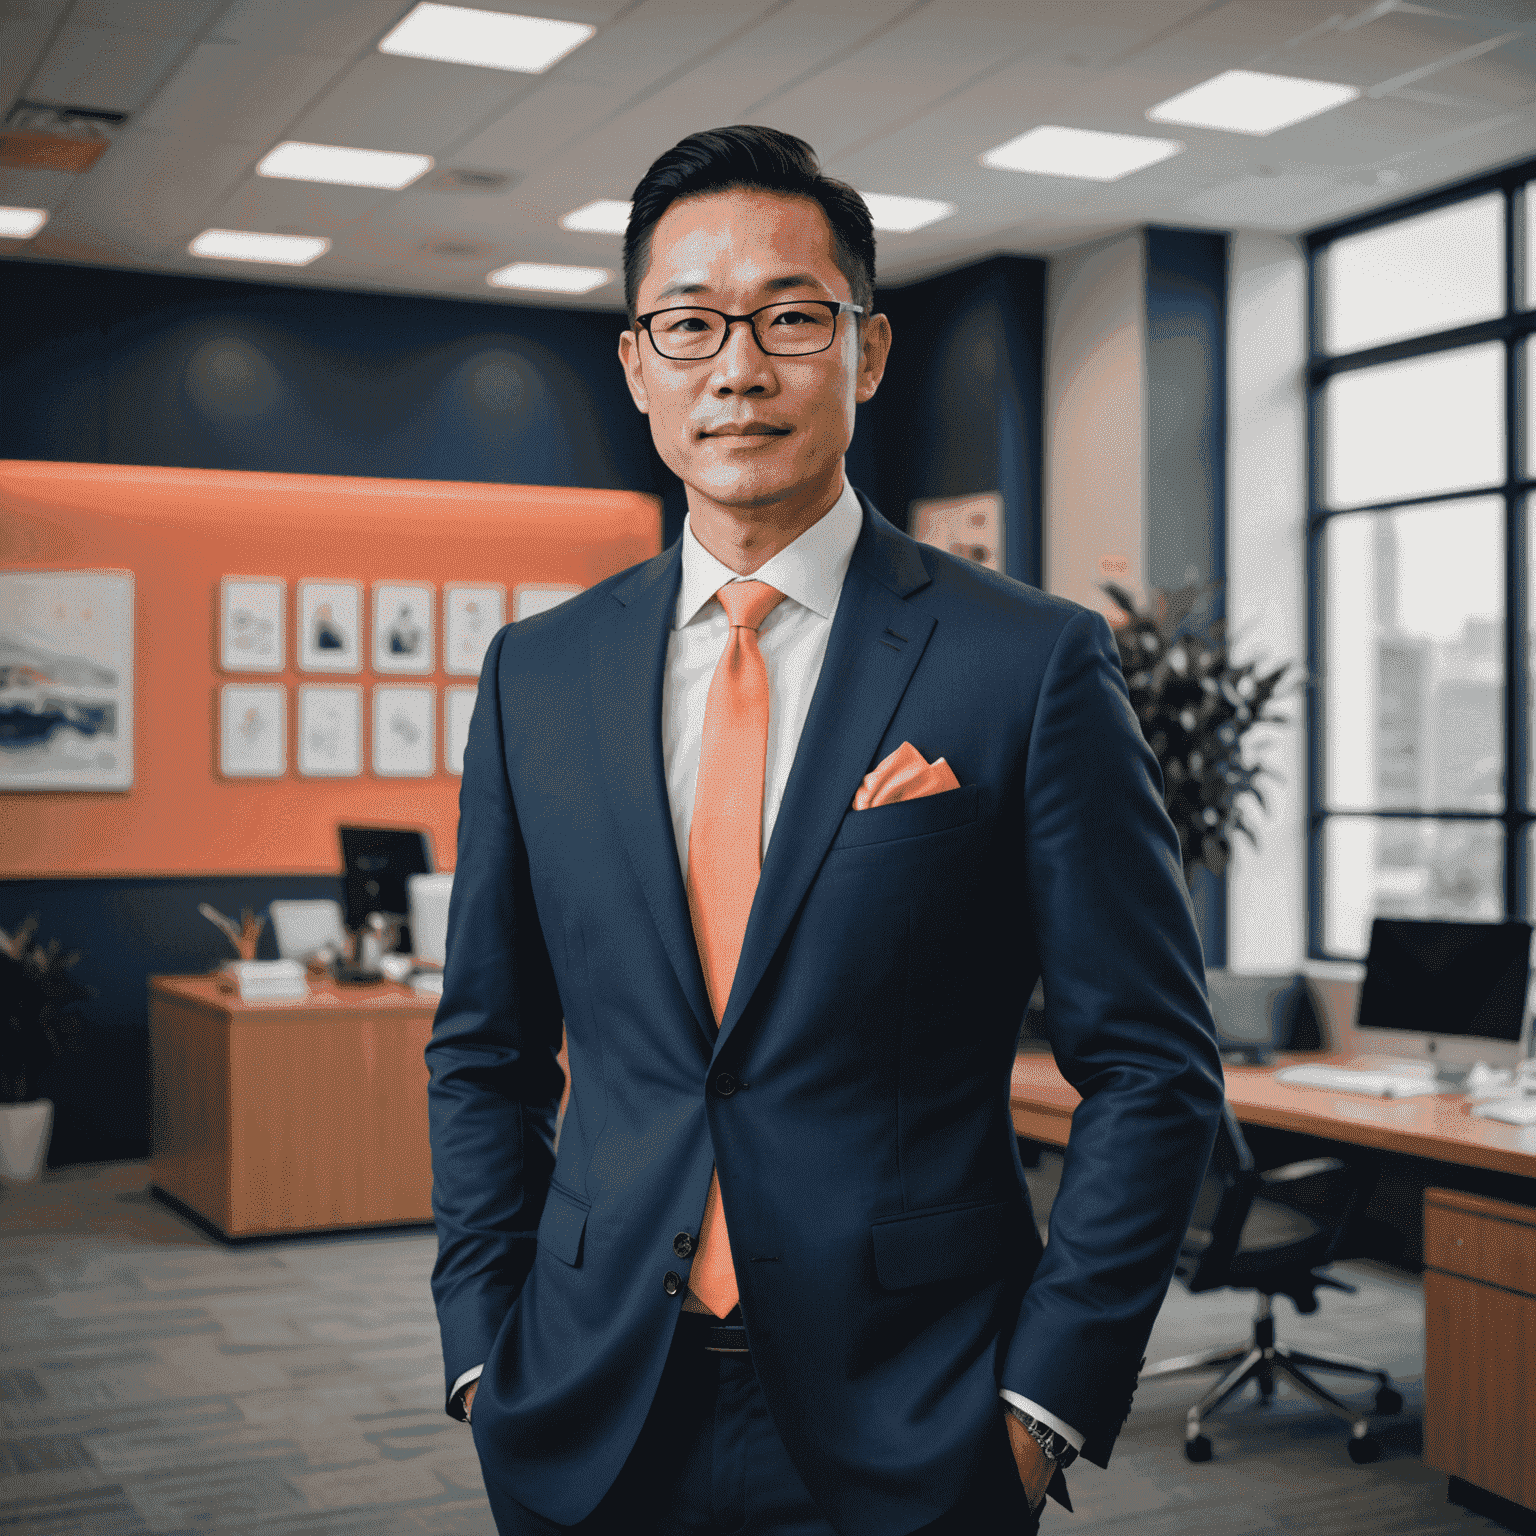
[228,959,309,1002]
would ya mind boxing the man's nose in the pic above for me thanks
[710,318,775,392]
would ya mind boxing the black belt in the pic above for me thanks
[677,1309,750,1354]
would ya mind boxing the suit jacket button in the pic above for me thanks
[664,1271,682,1296]
[673,1232,694,1258]
[714,1072,738,1097]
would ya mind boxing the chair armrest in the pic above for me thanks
[1259,1157,1348,1186]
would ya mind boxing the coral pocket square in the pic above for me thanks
[853,741,961,811]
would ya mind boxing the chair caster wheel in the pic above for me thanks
[1347,1435,1380,1464]
[1375,1388,1402,1415]
[1185,1434,1213,1463]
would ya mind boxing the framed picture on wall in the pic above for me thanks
[444,685,477,776]
[297,580,362,673]
[219,577,284,672]
[0,569,135,791]
[373,685,434,777]
[219,684,286,778]
[514,583,582,621]
[298,685,362,777]
[443,584,505,676]
[372,582,434,674]
[910,492,1003,572]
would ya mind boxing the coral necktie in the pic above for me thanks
[685,579,785,1318]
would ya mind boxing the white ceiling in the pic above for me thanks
[1,0,1534,309]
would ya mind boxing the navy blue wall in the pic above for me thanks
[1,252,1045,1168]
[1144,227,1229,967]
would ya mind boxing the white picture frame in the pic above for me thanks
[219,577,285,672]
[372,581,435,674]
[298,685,362,777]
[514,583,582,621]
[219,684,286,778]
[444,583,504,676]
[297,580,362,673]
[445,685,477,776]
[373,685,435,777]
[0,570,134,791]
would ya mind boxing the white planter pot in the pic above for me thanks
[0,1098,54,1183]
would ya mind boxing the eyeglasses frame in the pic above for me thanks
[633,299,866,360]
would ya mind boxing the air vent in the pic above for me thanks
[421,167,516,193]
[0,101,126,172]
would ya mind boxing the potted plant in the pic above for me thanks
[1103,580,1293,884]
[0,915,92,1183]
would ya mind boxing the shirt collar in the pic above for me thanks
[675,480,863,630]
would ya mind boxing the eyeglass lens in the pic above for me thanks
[648,301,840,359]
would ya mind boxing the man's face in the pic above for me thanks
[618,187,890,515]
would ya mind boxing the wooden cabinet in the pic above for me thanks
[1423,1187,1536,1514]
[149,974,438,1238]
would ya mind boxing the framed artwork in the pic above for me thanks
[219,684,286,778]
[219,577,284,672]
[444,583,504,676]
[373,582,434,674]
[910,492,1003,572]
[297,580,362,673]
[373,685,435,777]
[514,583,582,621]
[298,685,362,777]
[444,685,477,776]
[0,569,134,791]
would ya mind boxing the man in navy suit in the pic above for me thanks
[427,125,1223,1535]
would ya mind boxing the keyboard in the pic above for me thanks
[1273,1063,1438,1099]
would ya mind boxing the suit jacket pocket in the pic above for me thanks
[871,1197,1020,1289]
[831,782,980,852]
[539,1181,589,1267]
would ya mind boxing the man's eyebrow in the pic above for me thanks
[652,272,832,302]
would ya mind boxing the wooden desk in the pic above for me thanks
[148,973,438,1239]
[1011,1050,1536,1181]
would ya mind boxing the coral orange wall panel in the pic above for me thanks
[0,461,661,878]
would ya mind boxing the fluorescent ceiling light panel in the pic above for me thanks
[0,205,48,238]
[560,199,631,234]
[257,141,433,189]
[981,125,1182,181]
[379,3,594,73]
[860,193,956,233]
[189,229,330,266]
[1147,69,1359,135]
[487,261,610,294]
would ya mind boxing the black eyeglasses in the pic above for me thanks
[635,300,864,360]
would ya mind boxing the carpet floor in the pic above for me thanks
[0,1155,1519,1534]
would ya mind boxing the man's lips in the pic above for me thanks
[697,423,792,438]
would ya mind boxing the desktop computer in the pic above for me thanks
[336,825,433,983]
[1354,917,1533,1087]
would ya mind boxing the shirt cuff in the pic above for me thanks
[450,1363,484,1419]
[999,1389,1085,1453]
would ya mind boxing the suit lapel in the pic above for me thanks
[714,499,935,1058]
[590,543,716,1048]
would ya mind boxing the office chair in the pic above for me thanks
[1140,1101,1402,1464]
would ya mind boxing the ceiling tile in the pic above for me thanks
[1259,92,1502,165]
[0,163,75,208]
[211,0,414,57]
[67,0,223,36]
[28,24,188,113]
[1282,8,1515,90]
[212,174,400,236]
[1179,168,1369,227]
[285,52,532,154]
[0,14,62,117]
[137,43,350,142]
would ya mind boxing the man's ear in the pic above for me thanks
[854,313,892,406]
[618,327,650,415]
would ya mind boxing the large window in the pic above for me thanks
[1308,166,1535,958]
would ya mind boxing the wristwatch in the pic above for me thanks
[1004,1403,1078,1469]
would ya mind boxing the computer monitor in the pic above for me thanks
[1355,917,1533,1081]
[1204,972,1323,1066]
[339,825,432,945]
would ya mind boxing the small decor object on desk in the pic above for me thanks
[0,915,93,1182]
[222,959,308,1003]
[198,902,266,960]
[1102,580,1293,885]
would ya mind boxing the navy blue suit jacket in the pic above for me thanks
[427,495,1223,1534]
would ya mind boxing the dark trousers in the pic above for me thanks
[481,1319,1039,1536]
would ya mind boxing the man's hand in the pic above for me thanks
[1004,1409,1054,1512]
[463,1381,477,1423]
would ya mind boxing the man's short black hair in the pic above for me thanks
[623,125,876,321]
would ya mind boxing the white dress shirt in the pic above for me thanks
[453,479,1082,1453]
